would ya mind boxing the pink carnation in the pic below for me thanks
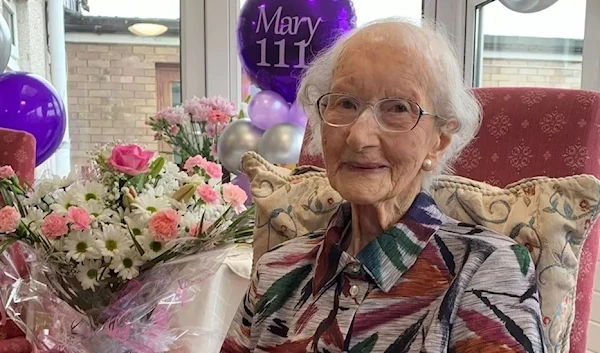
[205,123,227,138]
[204,162,223,179]
[170,125,180,135]
[0,206,20,233]
[200,96,237,116]
[155,107,183,125]
[197,184,219,204]
[67,206,93,231]
[41,213,69,239]
[188,221,213,237]
[207,110,231,125]
[148,209,180,242]
[0,166,15,179]
[183,155,208,172]
[183,97,212,122]
[222,183,248,213]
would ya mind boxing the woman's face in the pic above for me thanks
[322,27,452,205]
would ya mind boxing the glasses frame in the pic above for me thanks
[316,92,439,132]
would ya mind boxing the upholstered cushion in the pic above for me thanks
[241,152,343,266]
[430,175,600,352]
[246,152,600,352]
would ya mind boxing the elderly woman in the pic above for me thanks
[222,18,544,353]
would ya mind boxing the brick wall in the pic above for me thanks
[66,43,179,168]
[481,58,582,88]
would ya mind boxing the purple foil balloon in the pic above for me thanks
[0,72,66,165]
[238,0,356,103]
[248,90,290,130]
[288,100,308,128]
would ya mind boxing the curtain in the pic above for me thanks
[499,0,560,13]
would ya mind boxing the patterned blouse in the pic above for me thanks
[221,192,545,353]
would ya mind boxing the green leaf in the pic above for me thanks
[0,237,19,255]
[528,217,535,227]
[349,333,378,353]
[255,264,312,324]
[126,227,145,256]
[542,207,554,213]
[551,197,558,208]
[314,198,323,213]
[149,157,165,178]
[511,244,531,276]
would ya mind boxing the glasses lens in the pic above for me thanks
[376,99,420,132]
[318,94,361,126]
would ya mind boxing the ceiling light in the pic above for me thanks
[128,23,168,37]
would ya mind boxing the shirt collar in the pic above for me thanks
[312,191,446,296]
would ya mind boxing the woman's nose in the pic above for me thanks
[345,108,381,151]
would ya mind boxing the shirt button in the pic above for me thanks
[350,263,361,273]
[349,284,359,298]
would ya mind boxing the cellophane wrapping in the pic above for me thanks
[1,242,231,353]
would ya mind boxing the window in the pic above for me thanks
[2,0,18,70]
[472,0,586,88]
[65,0,181,169]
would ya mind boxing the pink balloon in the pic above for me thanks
[248,90,289,130]
[288,100,308,128]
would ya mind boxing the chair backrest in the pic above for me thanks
[298,87,600,353]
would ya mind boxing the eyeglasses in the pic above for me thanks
[316,93,438,132]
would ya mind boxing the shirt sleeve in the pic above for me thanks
[220,267,259,353]
[449,244,545,353]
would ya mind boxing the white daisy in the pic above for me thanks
[64,231,101,262]
[110,249,144,280]
[22,207,46,231]
[50,190,79,214]
[70,182,108,203]
[80,200,117,223]
[123,213,147,237]
[75,260,104,291]
[132,189,171,217]
[138,233,173,261]
[96,224,133,259]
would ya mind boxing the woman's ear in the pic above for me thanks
[425,130,453,170]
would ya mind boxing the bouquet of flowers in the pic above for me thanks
[147,95,246,163]
[0,143,253,352]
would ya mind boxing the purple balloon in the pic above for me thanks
[232,173,253,206]
[0,72,66,166]
[248,90,290,130]
[288,100,308,128]
[238,0,356,103]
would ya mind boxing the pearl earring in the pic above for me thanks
[422,159,433,171]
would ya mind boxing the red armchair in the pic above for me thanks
[0,127,36,353]
[299,87,600,353]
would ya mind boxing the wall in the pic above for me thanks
[481,58,582,89]
[66,42,180,168]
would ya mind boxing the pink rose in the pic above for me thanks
[148,209,180,241]
[188,221,213,237]
[67,206,93,231]
[222,184,248,213]
[204,162,223,179]
[197,184,219,204]
[183,155,208,172]
[0,166,15,179]
[41,213,69,239]
[108,144,154,176]
[0,206,20,233]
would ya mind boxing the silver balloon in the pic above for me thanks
[0,16,11,73]
[218,119,264,174]
[258,123,305,165]
[499,0,558,13]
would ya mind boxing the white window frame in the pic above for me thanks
[436,0,600,91]
[181,0,206,100]
[2,0,19,71]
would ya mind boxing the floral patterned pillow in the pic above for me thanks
[241,152,343,267]
[430,175,600,353]
[243,151,600,352]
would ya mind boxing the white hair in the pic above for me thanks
[297,17,481,187]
